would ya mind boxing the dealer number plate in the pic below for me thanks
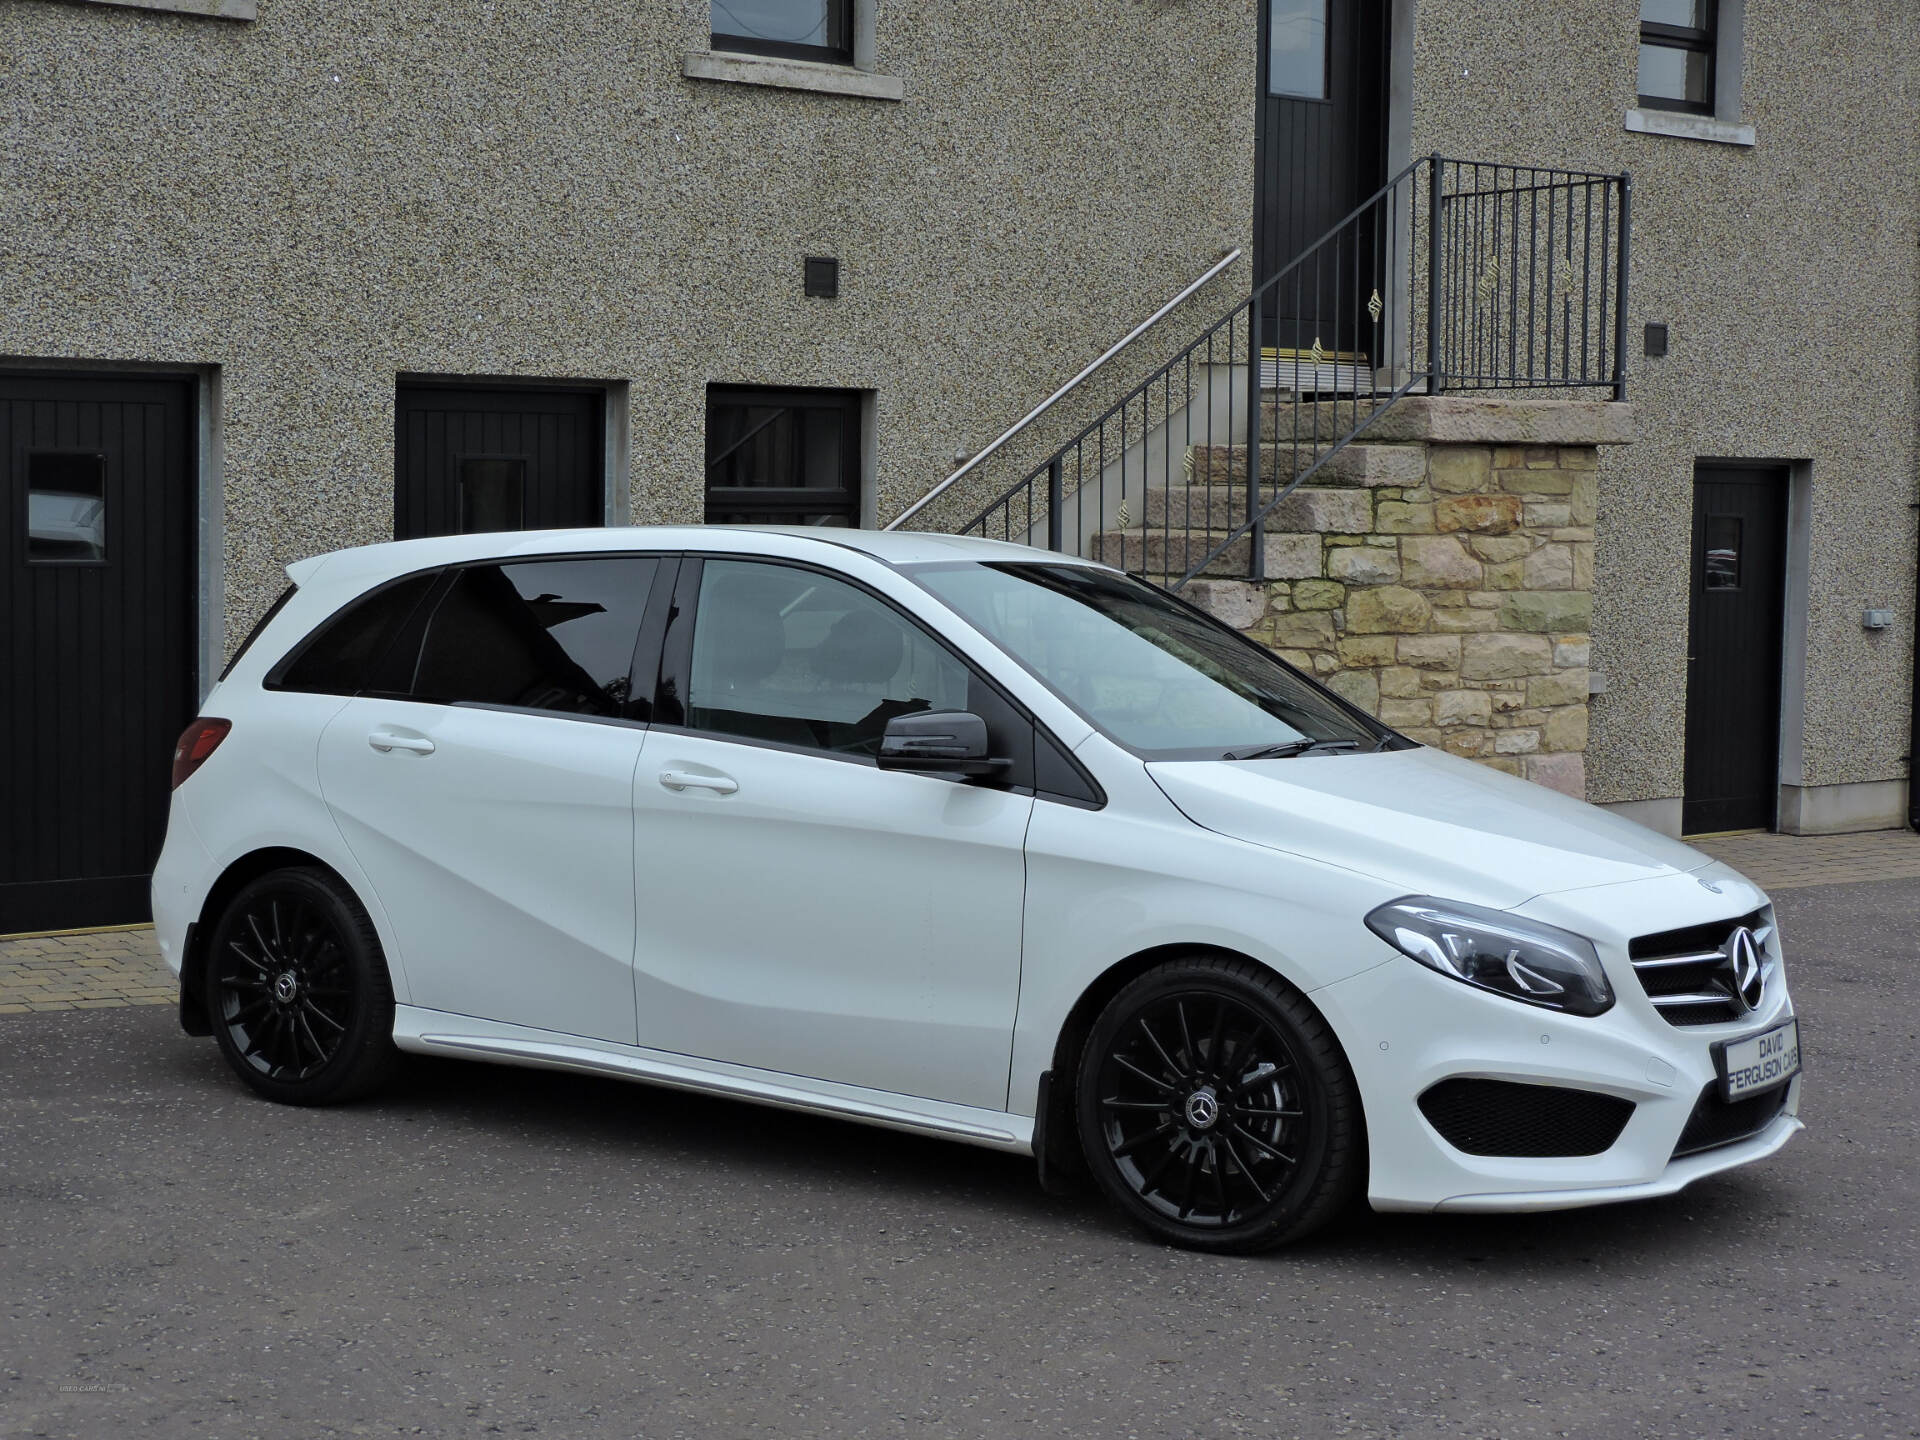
[1718,1019,1800,1102]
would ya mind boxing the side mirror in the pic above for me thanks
[876,710,1009,777]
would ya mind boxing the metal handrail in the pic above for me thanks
[883,246,1243,531]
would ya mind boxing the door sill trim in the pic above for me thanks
[392,1006,1034,1153]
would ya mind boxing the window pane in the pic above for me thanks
[1640,0,1710,28]
[460,457,526,533]
[705,386,860,526]
[1638,42,1710,105]
[276,573,438,696]
[1269,0,1327,99]
[413,557,657,715]
[1704,516,1742,590]
[705,508,853,527]
[911,562,1378,759]
[689,560,971,756]
[27,452,106,562]
[712,0,839,48]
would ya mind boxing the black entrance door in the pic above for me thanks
[1684,466,1788,835]
[2,374,196,933]
[1254,0,1388,363]
[395,384,605,540]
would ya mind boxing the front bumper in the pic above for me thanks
[1317,868,1801,1214]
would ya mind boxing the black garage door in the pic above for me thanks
[2,374,196,934]
[395,384,605,540]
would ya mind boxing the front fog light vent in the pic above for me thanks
[1418,1079,1635,1157]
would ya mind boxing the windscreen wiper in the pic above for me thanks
[1223,739,1362,761]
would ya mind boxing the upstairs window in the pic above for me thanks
[1638,0,1715,114]
[711,0,852,65]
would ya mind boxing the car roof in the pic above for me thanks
[286,525,1088,588]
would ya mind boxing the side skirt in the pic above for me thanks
[391,1006,1036,1155]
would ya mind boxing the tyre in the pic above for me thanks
[204,866,398,1105]
[1076,955,1363,1253]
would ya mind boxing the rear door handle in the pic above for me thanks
[369,730,436,755]
[659,768,737,795]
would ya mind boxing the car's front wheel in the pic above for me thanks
[1076,956,1363,1253]
[204,866,398,1105]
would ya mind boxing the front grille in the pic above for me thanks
[1418,1079,1635,1157]
[1672,1081,1791,1158]
[1629,910,1769,1027]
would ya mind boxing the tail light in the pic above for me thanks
[170,718,232,790]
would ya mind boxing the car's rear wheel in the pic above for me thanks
[1076,956,1362,1253]
[204,867,398,1105]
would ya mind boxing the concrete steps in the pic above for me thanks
[1185,440,1425,489]
[1142,483,1371,534]
[1089,528,1253,578]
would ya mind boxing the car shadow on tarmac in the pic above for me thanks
[231,1043,1769,1273]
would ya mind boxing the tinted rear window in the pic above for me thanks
[219,584,296,682]
[269,573,438,696]
[411,556,659,717]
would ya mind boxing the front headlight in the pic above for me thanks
[1364,896,1614,1017]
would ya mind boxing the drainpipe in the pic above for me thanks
[1911,501,1920,831]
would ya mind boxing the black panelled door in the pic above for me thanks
[2,374,196,933]
[1684,467,1788,834]
[1255,0,1388,355]
[395,385,604,540]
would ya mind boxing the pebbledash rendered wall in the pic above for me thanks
[0,0,1256,653]
[1404,0,1920,832]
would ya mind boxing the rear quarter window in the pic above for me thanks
[265,572,439,696]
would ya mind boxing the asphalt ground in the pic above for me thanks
[1,878,1915,1440]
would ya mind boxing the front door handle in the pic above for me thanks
[659,768,738,795]
[369,730,436,755]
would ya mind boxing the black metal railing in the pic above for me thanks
[947,154,1629,590]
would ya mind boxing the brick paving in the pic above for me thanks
[0,927,174,1013]
[1,826,1913,1012]
[1694,826,1920,890]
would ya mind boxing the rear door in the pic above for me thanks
[315,554,669,1042]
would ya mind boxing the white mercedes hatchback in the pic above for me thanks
[154,527,1802,1252]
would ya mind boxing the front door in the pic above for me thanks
[1684,466,1788,834]
[1,373,195,934]
[1254,0,1388,363]
[394,383,605,540]
[630,556,1033,1112]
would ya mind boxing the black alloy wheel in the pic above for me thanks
[1077,956,1362,1253]
[205,867,398,1105]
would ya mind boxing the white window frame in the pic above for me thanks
[685,0,902,102]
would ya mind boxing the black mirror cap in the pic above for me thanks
[876,710,1009,777]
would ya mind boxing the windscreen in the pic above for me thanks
[909,561,1384,760]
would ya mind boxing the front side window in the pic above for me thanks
[411,557,659,717]
[909,562,1384,760]
[687,559,971,756]
[705,385,861,527]
[711,0,852,64]
[1638,0,1715,113]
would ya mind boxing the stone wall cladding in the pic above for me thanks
[1182,400,1632,799]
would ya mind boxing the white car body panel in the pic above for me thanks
[392,1006,1034,1152]
[630,729,1032,1111]
[317,698,647,1044]
[150,525,1802,1219]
